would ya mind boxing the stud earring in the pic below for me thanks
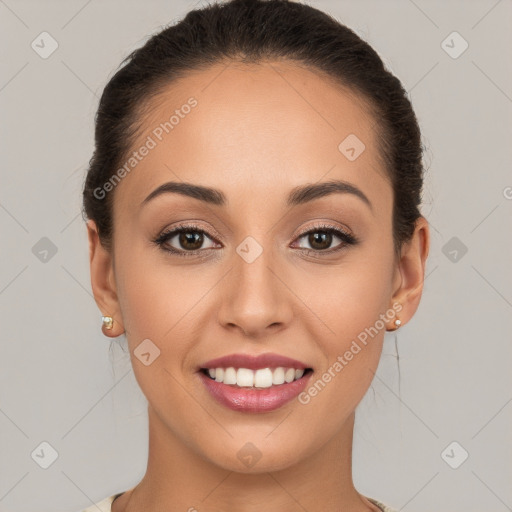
[388,318,402,331]
[102,315,113,330]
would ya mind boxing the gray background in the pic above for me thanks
[1,0,511,511]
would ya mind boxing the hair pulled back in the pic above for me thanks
[82,0,425,256]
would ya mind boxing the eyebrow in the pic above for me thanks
[140,179,372,211]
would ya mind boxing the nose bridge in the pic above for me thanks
[217,233,292,336]
[236,234,275,294]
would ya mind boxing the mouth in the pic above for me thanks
[199,366,314,388]
[197,366,314,413]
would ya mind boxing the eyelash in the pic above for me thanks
[152,222,359,258]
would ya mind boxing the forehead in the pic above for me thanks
[113,60,389,218]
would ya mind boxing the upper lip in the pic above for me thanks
[199,353,312,371]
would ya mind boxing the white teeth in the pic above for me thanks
[284,368,295,383]
[254,368,273,388]
[272,367,285,385]
[223,367,237,385]
[206,366,308,387]
[236,368,254,387]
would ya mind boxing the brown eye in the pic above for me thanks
[293,223,358,254]
[154,224,219,257]
[305,231,334,251]
[177,231,204,251]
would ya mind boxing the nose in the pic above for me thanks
[216,239,293,339]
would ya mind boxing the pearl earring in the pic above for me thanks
[102,315,113,330]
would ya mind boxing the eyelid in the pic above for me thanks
[155,220,221,240]
[154,221,220,246]
[293,220,353,239]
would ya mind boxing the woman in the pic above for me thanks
[81,0,430,510]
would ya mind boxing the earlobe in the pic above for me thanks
[86,219,125,337]
[388,216,430,329]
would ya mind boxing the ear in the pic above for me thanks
[388,216,430,330]
[86,219,125,337]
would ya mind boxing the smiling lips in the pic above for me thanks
[197,352,313,413]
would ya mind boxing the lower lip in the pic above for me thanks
[198,370,313,413]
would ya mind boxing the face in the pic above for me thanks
[89,60,427,473]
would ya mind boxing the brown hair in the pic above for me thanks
[82,0,425,256]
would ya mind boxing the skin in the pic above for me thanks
[87,60,429,512]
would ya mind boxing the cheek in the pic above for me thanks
[114,263,198,408]
[302,254,393,345]
[115,240,193,337]
[295,251,394,407]
[114,247,216,372]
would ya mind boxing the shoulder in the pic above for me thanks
[366,496,399,512]
[81,492,124,512]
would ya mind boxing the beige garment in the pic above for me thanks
[81,492,398,512]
